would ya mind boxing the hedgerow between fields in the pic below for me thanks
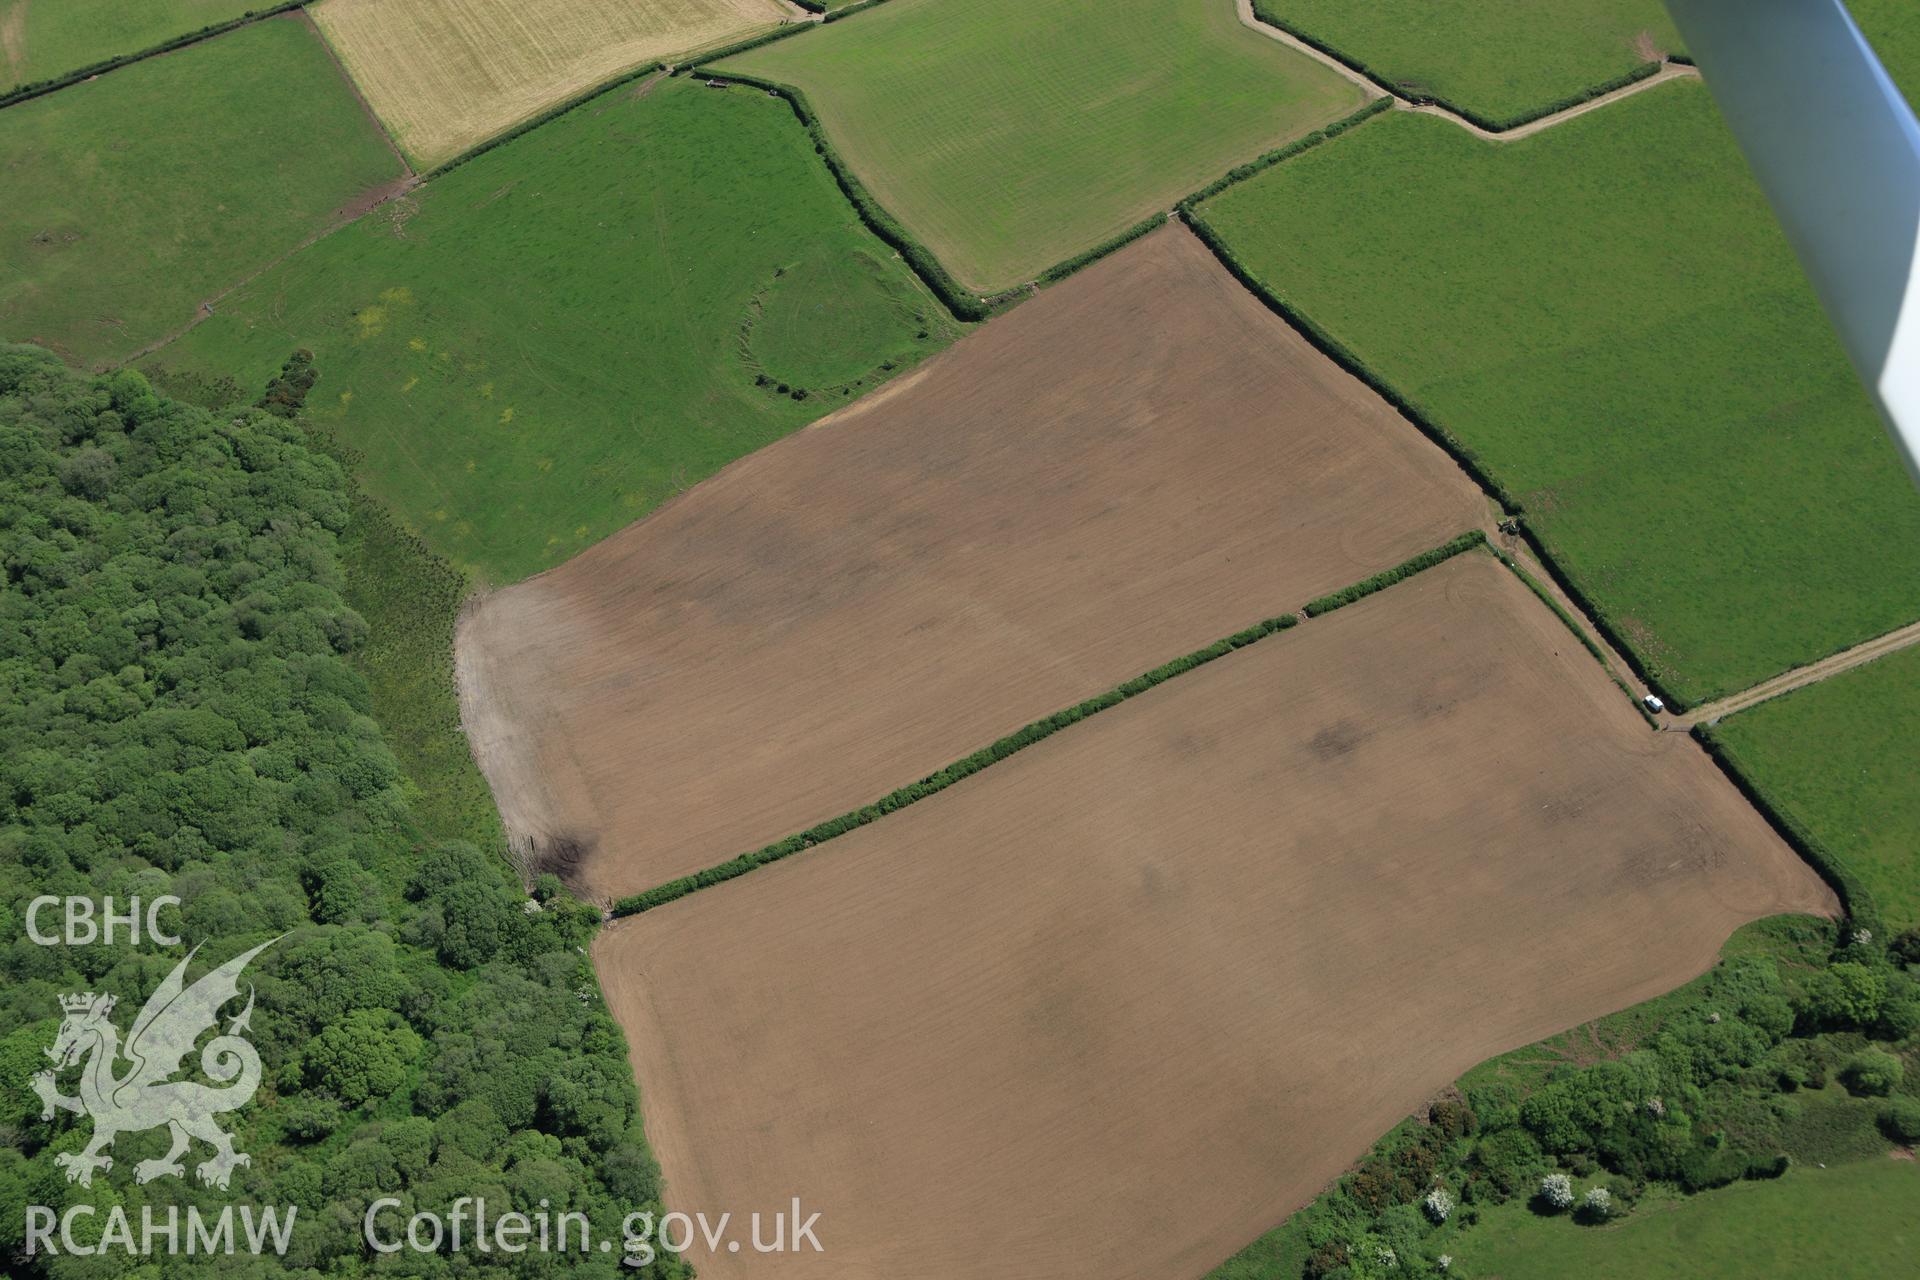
[154,78,956,584]
[716,0,1365,293]
[0,347,686,1277]
[613,530,1495,916]
[686,66,992,321]
[1211,916,1920,1280]
[1192,85,1920,708]
[1701,645,1920,937]
[1250,0,1683,130]
[612,608,1302,914]
[1303,531,1484,616]
[0,0,290,105]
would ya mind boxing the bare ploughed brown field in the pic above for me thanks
[457,224,1485,899]
[594,554,1834,1280]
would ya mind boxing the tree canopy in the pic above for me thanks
[0,346,682,1277]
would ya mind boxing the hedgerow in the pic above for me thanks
[1179,206,1520,512]
[0,2,307,110]
[423,62,665,180]
[1225,914,1916,1280]
[675,21,814,70]
[612,611,1300,915]
[1509,518,1687,711]
[616,527,1516,917]
[1178,96,1391,212]
[1302,530,1485,617]
[691,69,991,320]
[1037,213,1167,285]
[1488,547,1605,666]
[823,0,898,21]
[1489,542,1659,721]
[1183,187,1696,712]
[1692,725,1884,938]
[1245,1,1666,133]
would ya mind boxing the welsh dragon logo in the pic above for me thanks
[30,938,278,1190]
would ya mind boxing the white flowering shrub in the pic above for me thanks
[1423,1187,1455,1223]
[1581,1186,1613,1218]
[1437,1257,1452,1272]
[1374,1244,1397,1268]
[1645,1095,1667,1118]
[1539,1172,1575,1210]
[1852,928,1874,947]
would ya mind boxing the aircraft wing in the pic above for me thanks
[1667,0,1920,485]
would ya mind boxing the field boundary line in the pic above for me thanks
[422,59,668,180]
[297,8,413,178]
[1678,618,1920,728]
[1691,725,1882,936]
[1303,530,1484,615]
[1236,0,1699,140]
[686,65,993,320]
[0,1,311,112]
[1487,543,1663,726]
[1490,536,1882,933]
[606,530,1484,918]
[1173,206,1698,712]
[1176,211,1888,937]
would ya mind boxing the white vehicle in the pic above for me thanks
[1643,694,1667,715]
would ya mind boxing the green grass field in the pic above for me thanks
[1207,917,1847,1280]
[720,0,1365,292]
[0,16,404,367]
[1254,0,1680,126]
[155,77,957,585]
[0,0,262,91]
[1709,645,1920,932]
[1440,1159,1919,1279]
[1196,83,1920,706]
[1854,0,1920,103]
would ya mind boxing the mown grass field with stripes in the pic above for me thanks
[312,0,792,165]
[721,0,1365,292]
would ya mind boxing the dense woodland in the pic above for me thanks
[0,346,684,1277]
[1,328,1916,1280]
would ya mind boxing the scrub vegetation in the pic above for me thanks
[0,348,686,1277]
[1213,917,1920,1280]
[156,78,956,584]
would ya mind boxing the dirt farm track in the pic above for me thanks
[595,553,1833,1280]
[456,225,1487,898]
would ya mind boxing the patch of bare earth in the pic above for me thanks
[0,2,23,82]
[332,173,417,224]
[595,553,1835,1280]
[456,223,1486,898]
[1,1,25,84]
